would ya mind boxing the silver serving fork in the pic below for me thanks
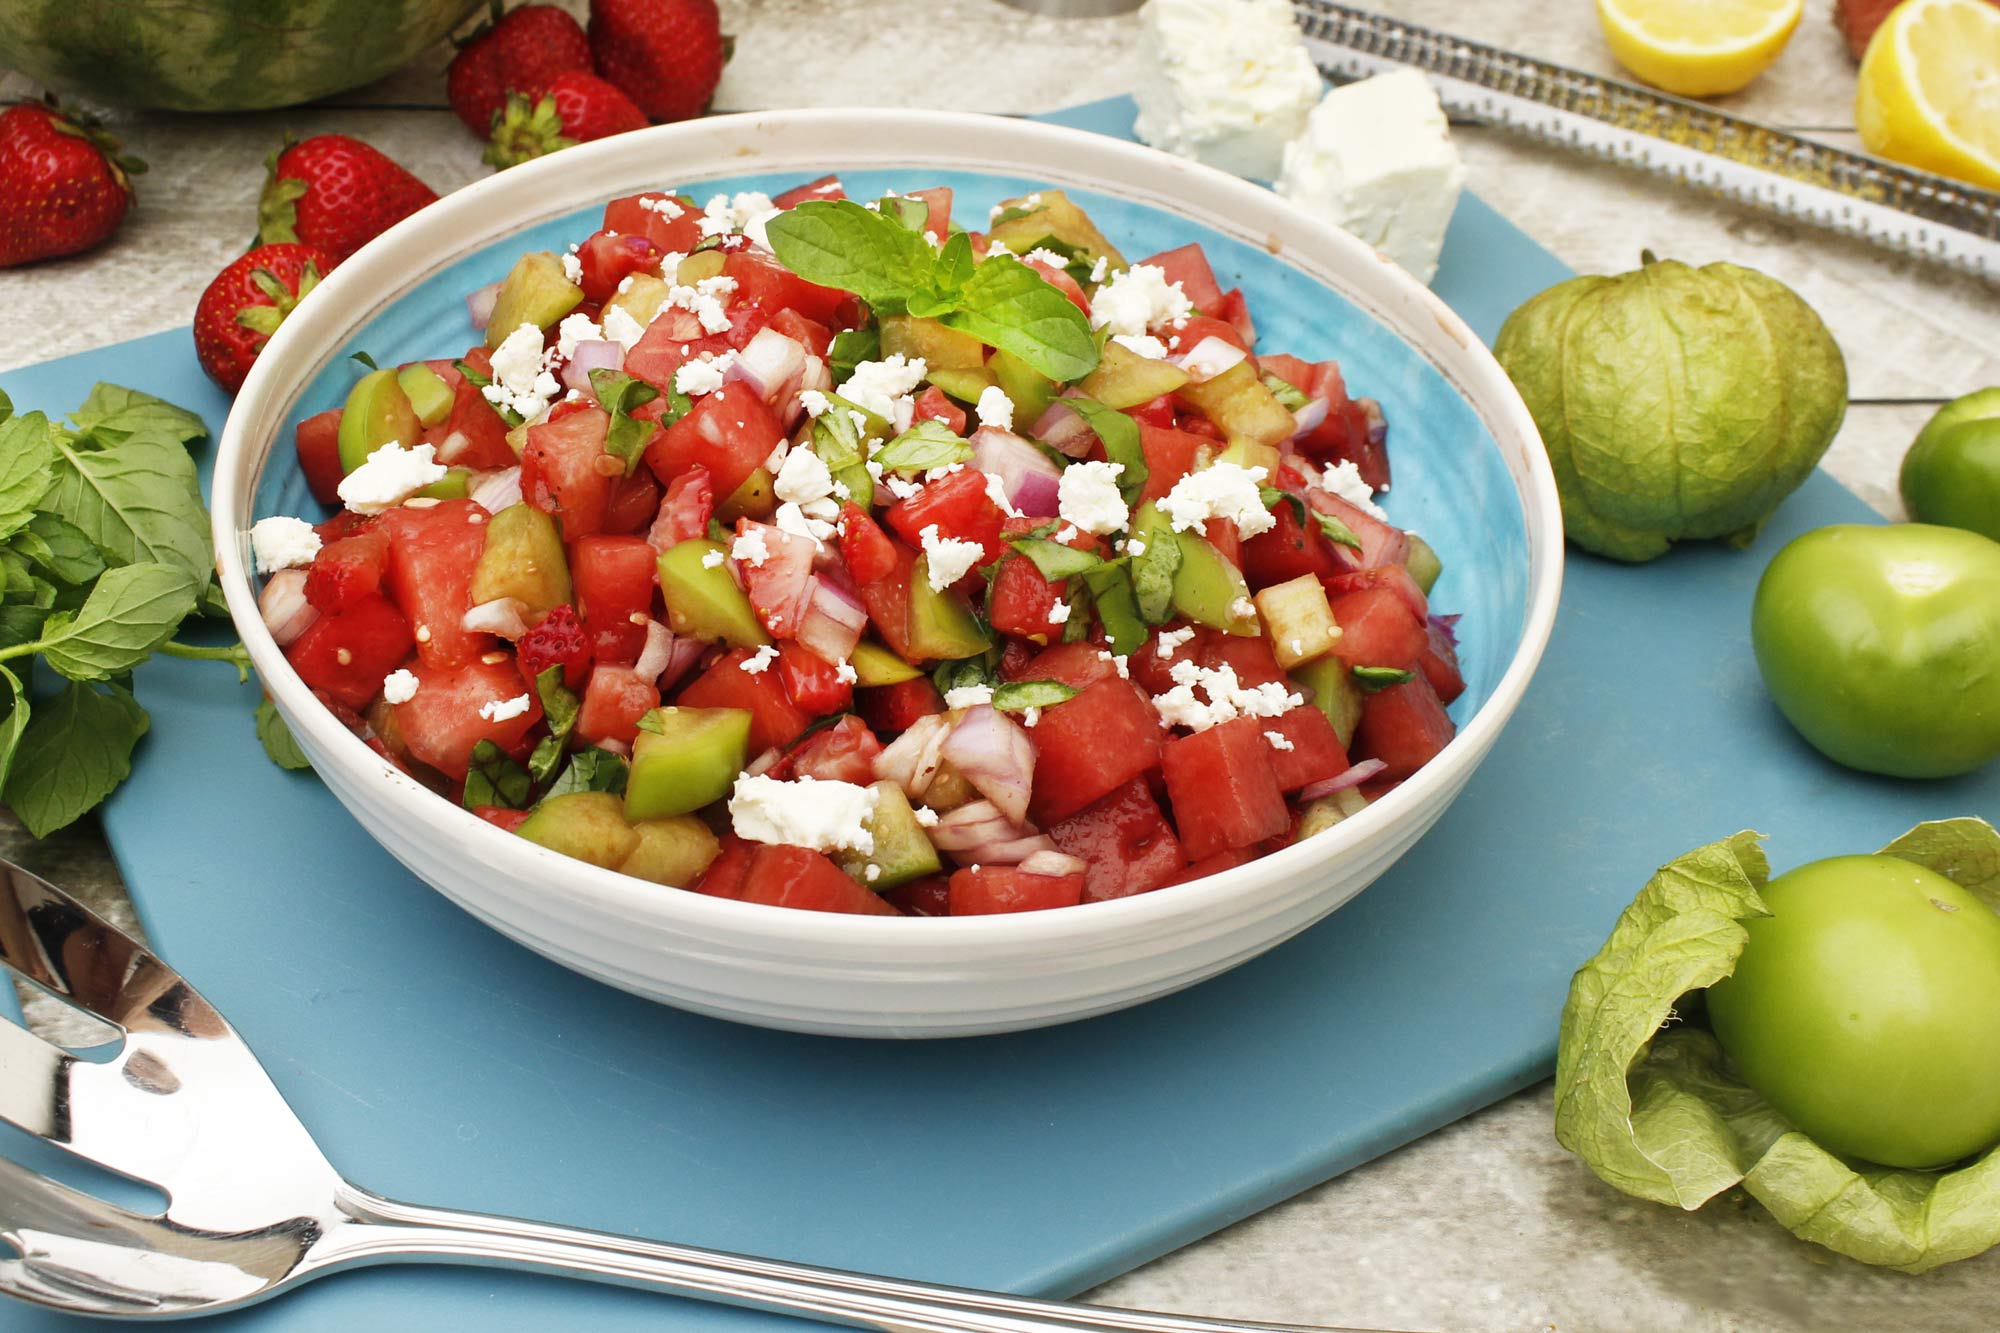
[0,858,1386,1332]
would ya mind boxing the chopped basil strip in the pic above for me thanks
[1131,529,1182,624]
[590,369,669,474]
[1352,665,1416,691]
[1008,536,1103,581]
[828,327,880,381]
[1082,563,1146,656]
[542,747,630,799]
[874,420,972,472]
[992,679,1079,712]
[1314,509,1364,551]
[464,738,533,810]
[1063,398,1148,503]
[1262,373,1311,411]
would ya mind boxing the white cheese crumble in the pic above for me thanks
[560,251,583,284]
[943,683,994,709]
[1089,254,1111,283]
[1111,333,1170,360]
[982,471,1021,519]
[731,526,770,567]
[638,193,686,218]
[799,388,831,418]
[1321,459,1388,519]
[1057,460,1129,535]
[1231,595,1259,621]
[555,312,601,359]
[728,772,880,855]
[666,276,738,336]
[919,524,984,591]
[834,661,859,685]
[842,354,927,432]
[701,548,726,569]
[1020,706,1041,727]
[974,384,1015,431]
[381,668,419,705]
[1020,247,1070,268]
[674,350,737,397]
[697,191,779,248]
[601,304,648,351]
[1158,461,1275,538]
[773,445,836,509]
[740,644,778,675]
[248,515,320,574]
[1087,264,1194,339]
[1276,68,1467,285]
[479,693,532,723]
[913,804,941,828]
[1156,625,1199,658]
[1265,730,1294,752]
[1132,0,1325,181]
[775,500,836,544]
[1049,599,1072,625]
[483,322,562,419]
[1151,660,1303,732]
[338,441,449,515]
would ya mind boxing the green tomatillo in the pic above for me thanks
[1751,523,2000,778]
[1901,387,2000,543]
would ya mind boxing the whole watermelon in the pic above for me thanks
[0,0,484,112]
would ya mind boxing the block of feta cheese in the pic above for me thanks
[1132,0,1325,181]
[1276,69,1468,285]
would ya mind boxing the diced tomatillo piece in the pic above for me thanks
[516,791,641,869]
[624,706,753,819]
[619,814,723,886]
[337,367,420,474]
[836,781,943,889]
[657,539,771,649]
[470,502,571,617]
[484,251,584,349]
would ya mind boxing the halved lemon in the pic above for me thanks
[1857,0,2000,190]
[1596,0,1805,97]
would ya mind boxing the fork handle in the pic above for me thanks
[318,1187,1385,1333]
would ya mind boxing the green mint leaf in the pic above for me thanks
[991,679,1078,712]
[1313,508,1364,551]
[589,369,665,474]
[828,328,879,381]
[536,665,581,745]
[0,411,56,541]
[453,358,493,389]
[0,662,29,793]
[1261,373,1311,412]
[1131,527,1182,625]
[543,747,630,800]
[987,202,1046,228]
[66,384,208,449]
[635,707,667,736]
[931,651,1000,699]
[1352,665,1415,691]
[1064,398,1149,503]
[2,679,149,838]
[934,231,975,294]
[764,200,936,313]
[874,420,971,473]
[34,563,199,681]
[45,434,214,587]
[254,697,312,771]
[1259,485,1307,527]
[1082,564,1146,655]
[941,253,1099,383]
[1008,536,1103,581]
[0,606,42,654]
[17,512,107,590]
[0,387,11,425]
[350,350,379,371]
[463,738,534,811]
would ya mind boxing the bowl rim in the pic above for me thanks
[214,106,1565,955]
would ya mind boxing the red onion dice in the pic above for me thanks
[469,466,523,514]
[1018,849,1088,879]
[968,426,1063,517]
[461,597,530,639]
[874,713,952,801]
[941,704,1036,826]
[927,800,1058,865]
[258,568,319,646]
[465,279,501,331]
[561,340,625,396]
[794,574,868,665]
[1298,759,1387,801]
[1171,336,1247,384]
[1030,396,1096,458]
[727,327,808,407]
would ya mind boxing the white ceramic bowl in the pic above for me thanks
[215,109,1563,1038]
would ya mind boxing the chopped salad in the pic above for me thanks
[251,178,1463,916]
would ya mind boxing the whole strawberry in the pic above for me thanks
[485,71,648,167]
[257,134,437,266]
[194,243,334,393]
[0,98,143,268]
[447,2,594,136]
[589,0,730,124]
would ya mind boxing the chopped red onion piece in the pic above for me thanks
[633,619,677,683]
[927,800,1057,865]
[258,568,318,646]
[468,466,523,514]
[795,574,868,664]
[941,704,1036,825]
[461,597,529,639]
[728,326,808,406]
[1298,760,1387,801]
[597,737,632,759]
[561,340,624,395]
[1170,336,1247,384]
[656,636,708,694]
[465,280,501,330]
[434,429,472,466]
[874,713,953,800]
[968,426,1062,516]
[1018,849,1087,878]
[1288,395,1329,440]
[1030,395,1095,457]
[744,747,783,777]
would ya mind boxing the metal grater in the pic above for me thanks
[1290,0,2000,279]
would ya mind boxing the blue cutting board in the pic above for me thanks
[4,99,1994,1330]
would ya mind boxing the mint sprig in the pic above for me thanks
[766,200,1099,383]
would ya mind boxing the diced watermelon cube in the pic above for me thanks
[1161,717,1289,859]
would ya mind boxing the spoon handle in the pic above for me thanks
[320,1186,1391,1333]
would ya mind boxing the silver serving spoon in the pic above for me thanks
[0,857,1393,1332]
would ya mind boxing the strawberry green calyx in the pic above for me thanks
[234,259,323,339]
[36,94,145,191]
[256,133,305,246]
[483,91,575,169]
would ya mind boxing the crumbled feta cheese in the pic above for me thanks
[1265,730,1295,752]
[774,445,836,508]
[1321,459,1388,519]
[834,661,859,685]
[1055,525,1079,544]
[555,312,602,359]
[1276,69,1467,285]
[799,389,831,418]
[1156,625,1199,658]
[1124,537,1148,557]
[842,354,927,429]
[601,305,647,351]
[479,693,532,723]
[1089,254,1111,284]
[866,863,881,882]
[732,526,770,567]
[1097,649,1131,679]
[983,238,1012,256]
[774,501,836,543]
[944,683,994,709]
[1151,660,1303,732]
[1133,0,1325,180]
[381,668,419,705]
[1057,460,1129,535]
[483,322,563,419]
[697,191,778,247]
[1020,706,1041,727]
[561,251,583,284]
[1087,263,1196,339]
[913,804,941,828]
[982,471,1021,519]
[1158,461,1275,538]
[740,644,778,675]
[638,193,686,218]
[674,350,737,397]
[1112,333,1170,360]
[974,384,1015,432]
[1020,247,1069,269]
[883,474,923,502]
[666,276,737,335]
[728,772,880,855]
[1231,595,1259,621]
[248,515,320,573]
[338,442,450,515]
[1048,599,1072,625]
[919,524,984,590]
[701,549,726,569]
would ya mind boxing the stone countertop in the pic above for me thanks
[2,2,1997,1330]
